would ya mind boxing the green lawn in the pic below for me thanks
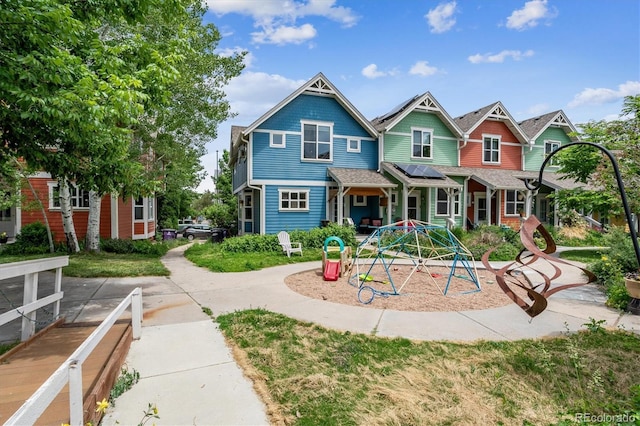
[184,242,326,272]
[558,249,604,264]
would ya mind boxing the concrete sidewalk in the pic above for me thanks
[2,244,640,425]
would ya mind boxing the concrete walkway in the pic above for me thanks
[2,244,639,425]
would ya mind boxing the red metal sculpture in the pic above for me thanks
[482,215,596,318]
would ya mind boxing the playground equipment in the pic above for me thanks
[348,219,480,304]
[322,236,352,281]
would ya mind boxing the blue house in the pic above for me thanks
[230,73,396,235]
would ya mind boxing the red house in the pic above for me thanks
[455,102,533,229]
[1,173,156,242]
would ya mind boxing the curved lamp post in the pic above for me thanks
[525,141,640,269]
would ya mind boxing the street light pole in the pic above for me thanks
[215,150,219,195]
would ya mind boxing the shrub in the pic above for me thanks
[462,225,522,261]
[100,238,169,256]
[220,224,356,254]
[602,226,639,273]
[0,222,51,255]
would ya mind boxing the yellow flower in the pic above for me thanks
[95,398,110,414]
[152,405,158,415]
[602,255,608,261]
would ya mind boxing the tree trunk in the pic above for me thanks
[85,191,101,253]
[59,178,80,253]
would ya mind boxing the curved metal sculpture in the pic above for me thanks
[483,141,639,318]
[482,215,596,318]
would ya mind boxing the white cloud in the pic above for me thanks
[252,23,317,45]
[468,49,534,64]
[206,0,359,45]
[568,81,640,108]
[425,1,457,34]
[409,61,439,77]
[506,0,555,31]
[225,71,307,118]
[526,103,551,117]
[361,64,389,79]
[217,47,255,68]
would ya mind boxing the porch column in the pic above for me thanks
[337,185,345,225]
[485,187,492,225]
[402,186,409,221]
[446,188,457,229]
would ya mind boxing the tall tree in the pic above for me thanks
[556,95,640,220]
[1,0,244,251]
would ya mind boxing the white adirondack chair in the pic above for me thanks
[277,231,303,257]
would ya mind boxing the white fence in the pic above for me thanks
[4,287,142,426]
[0,256,69,341]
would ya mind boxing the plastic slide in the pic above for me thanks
[323,260,341,281]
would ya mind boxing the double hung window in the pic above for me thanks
[412,128,433,159]
[483,135,500,163]
[303,123,332,160]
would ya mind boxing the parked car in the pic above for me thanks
[182,224,213,241]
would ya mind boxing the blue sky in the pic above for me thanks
[197,0,640,192]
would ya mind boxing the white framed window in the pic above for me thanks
[435,189,461,216]
[134,196,144,220]
[279,189,309,211]
[391,191,398,206]
[482,135,500,164]
[270,132,286,148]
[353,195,366,206]
[302,121,332,161]
[544,140,561,166]
[504,190,525,216]
[411,128,433,159]
[147,197,154,220]
[48,182,90,210]
[347,138,360,153]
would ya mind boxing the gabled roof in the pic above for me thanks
[229,125,247,165]
[241,72,378,139]
[381,162,463,189]
[518,110,580,143]
[371,92,464,137]
[327,167,396,188]
[454,101,530,145]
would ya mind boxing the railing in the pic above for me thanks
[5,287,142,426]
[0,256,69,341]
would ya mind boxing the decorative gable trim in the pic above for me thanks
[374,92,463,137]
[520,110,580,143]
[456,101,530,146]
[305,76,334,95]
[241,72,378,139]
[488,104,508,120]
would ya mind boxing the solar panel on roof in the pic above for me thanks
[375,95,420,123]
[393,163,445,179]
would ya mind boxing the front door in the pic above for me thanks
[408,195,419,220]
[474,193,487,225]
[242,191,253,234]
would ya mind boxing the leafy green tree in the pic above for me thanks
[202,150,237,230]
[556,95,640,219]
[1,0,244,251]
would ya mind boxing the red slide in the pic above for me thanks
[323,260,340,281]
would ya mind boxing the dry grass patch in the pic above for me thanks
[217,309,640,426]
